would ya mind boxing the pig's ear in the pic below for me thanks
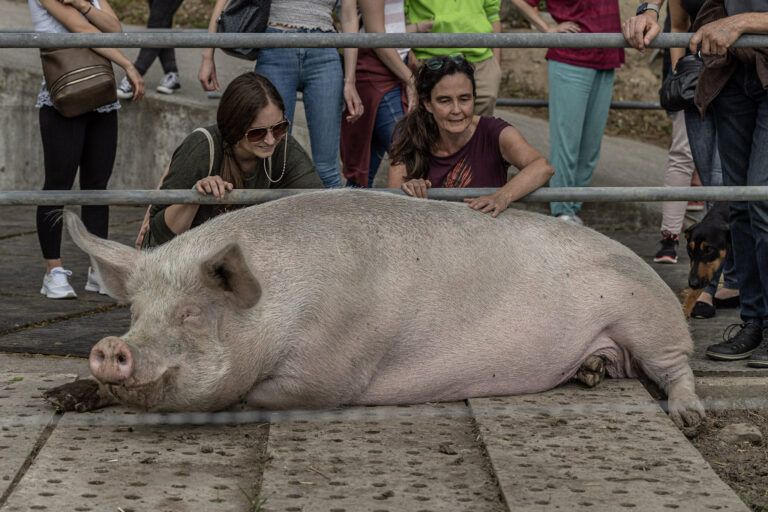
[63,211,138,301]
[200,243,262,309]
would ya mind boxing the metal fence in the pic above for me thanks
[3,31,768,205]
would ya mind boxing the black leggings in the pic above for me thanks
[133,0,185,75]
[37,106,117,260]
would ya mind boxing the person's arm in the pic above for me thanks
[358,0,417,111]
[341,0,364,123]
[507,0,580,34]
[58,0,121,32]
[199,0,229,91]
[622,0,665,52]
[464,125,553,217]
[388,162,408,188]
[274,135,323,188]
[668,0,690,69]
[39,0,145,101]
[690,12,768,55]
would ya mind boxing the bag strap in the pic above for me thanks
[134,127,216,249]
[193,127,216,176]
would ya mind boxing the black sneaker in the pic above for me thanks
[747,328,768,368]
[705,323,764,361]
[653,231,678,264]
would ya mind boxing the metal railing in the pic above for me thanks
[2,187,768,206]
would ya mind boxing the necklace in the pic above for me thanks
[263,137,288,183]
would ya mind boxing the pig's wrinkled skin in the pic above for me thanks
[49,190,704,428]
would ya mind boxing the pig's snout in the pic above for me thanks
[90,337,134,383]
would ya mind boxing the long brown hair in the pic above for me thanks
[389,56,476,180]
[216,72,286,189]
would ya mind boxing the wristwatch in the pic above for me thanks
[636,2,661,17]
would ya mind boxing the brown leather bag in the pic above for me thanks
[40,47,117,118]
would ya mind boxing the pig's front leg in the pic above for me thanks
[665,370,706,430]
[43,378,118,412]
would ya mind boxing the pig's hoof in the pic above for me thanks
[575,355,606,388]
[43,379,110,412]
[668,394,706,432]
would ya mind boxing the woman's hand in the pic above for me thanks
[405,79,417,112]
[401,178,431,198]
[343,81,364,123]
[547,21,580,33]
[464,191,510,218]
[124,64,145,102]
[199,55,219,91]
[195,176,233,199]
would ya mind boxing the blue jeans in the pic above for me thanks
[683,107,738,296]
[547,60,615,217]
[345,85,404,188]
[256,27,344,188]
[711,62,768,327]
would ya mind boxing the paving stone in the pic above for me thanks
[0,307,130,357]
[0,373,76,498]
[260,403,507,512]
[2,406,270,511]
[471,380,749,511]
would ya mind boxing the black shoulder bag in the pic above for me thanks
[217,0,272,61]
[659,53,703,112]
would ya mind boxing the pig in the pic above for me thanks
[45,189,705,428]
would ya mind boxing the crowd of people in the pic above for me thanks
[30,0,768,366]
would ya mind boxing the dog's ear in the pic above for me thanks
[684,224,695,241]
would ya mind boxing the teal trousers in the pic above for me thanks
[547,60,615,217]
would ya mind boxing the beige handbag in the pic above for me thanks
[40,47,117,118]
[135,127,216,249]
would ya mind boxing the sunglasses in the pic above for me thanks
[425,54,467,70]
[245,118,290,143]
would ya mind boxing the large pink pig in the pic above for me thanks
[46,190,704,428]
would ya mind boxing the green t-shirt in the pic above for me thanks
[404,0,500,62]
[145,125,321,247]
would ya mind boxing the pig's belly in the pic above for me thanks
[355,332,637,405]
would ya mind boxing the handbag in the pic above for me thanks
[659,53,703,112]
[216,0,272,61]
[40,47,117,118]
[135,127,216,249]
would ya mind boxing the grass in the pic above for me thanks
[110,0,216,28]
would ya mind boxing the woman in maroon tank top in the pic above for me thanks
[388,55,554,217]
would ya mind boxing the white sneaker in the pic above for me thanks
[116,76,133,100]
[157,71,181,94]
[41,267,77,299]
[85,267,108,295]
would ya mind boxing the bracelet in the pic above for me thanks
[81,4,92,15]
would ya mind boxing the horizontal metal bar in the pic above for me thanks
[2,187,768,206]
[2,32,768,49]
[496,98,662,110]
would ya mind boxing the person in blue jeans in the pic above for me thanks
[199,0,361,188]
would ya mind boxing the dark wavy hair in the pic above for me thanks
[216,72,285,189]
[389,56,476,181]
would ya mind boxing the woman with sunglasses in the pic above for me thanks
[141,72,321,248]
[388,55,553,218]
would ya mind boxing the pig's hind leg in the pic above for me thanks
[606,314,705,429]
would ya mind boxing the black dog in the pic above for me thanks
[682,202,733,317]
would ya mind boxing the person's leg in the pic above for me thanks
[547,61,593,217]
[572,68,614,216]
[154,0,184,74]
[37,106,85,275]
[472,56,502,116]
[368,85,404,187]
[660,111,694,233]
[78,111,118,240]
[255,33,300,127]
[711,69,766,327]
[301,44,344,188]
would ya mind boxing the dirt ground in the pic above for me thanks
[689,409,768,511]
